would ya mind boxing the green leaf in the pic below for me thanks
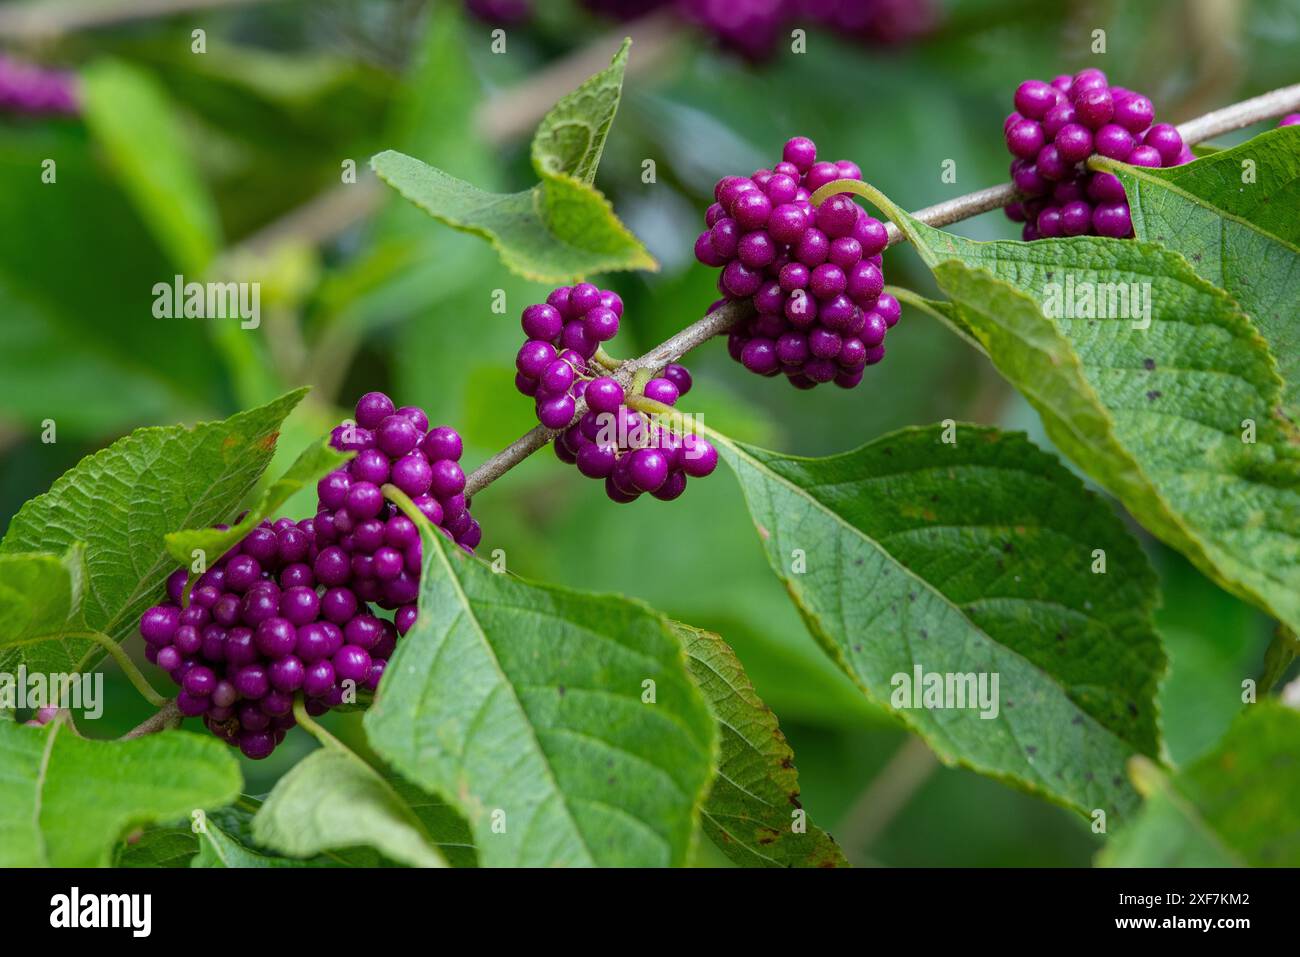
[165,438,349,569]
[81,59,222,274]
[1095,127,1300,416]
[0,721,241,867]
[115,826,201,868]
[194,804,324,868]
[364,500,717,867]
[253,746,458,868]
[0,391,307,672]
[370,40,656,282]
[676,622,847,867]
[714,423,1164,819]
[0,547,85,653]
[175,799,412,868]
[870,192,1300,638]
[1100,703,1300,866]
[529,39,628,185]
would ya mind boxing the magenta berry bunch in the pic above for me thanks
[0,55,79,116]
[694,135,898,389]
[464,0,534,24]
[677,1,794,61]
[1003,68,1193,240]
[799,0,939,46]
[320,393,480,598]
[580,0,672,20]
[554,371,717,503]
[138,519,399,760]
[515,283,624,429]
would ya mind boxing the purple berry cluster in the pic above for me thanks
[1003,69,1193,240]
[580,0,672,19]
[677,0,794,61]
[798,0,938,46]
[674,0,936,60]
[322,392,480,559]
[138,393,476,759]
[516,283,624,429]
[694,136,899,389]
[138,519,399,760]
[464,0,533,24]
[0,55,79,116]
[554,371,718,502]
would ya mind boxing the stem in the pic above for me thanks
[292,695,348,751]
[592,347,625,371]
[836,736,939,862]
[80,631,168,708]
[1175,83,1300,144]
[121,698,183,740]
[460,87,1300,499]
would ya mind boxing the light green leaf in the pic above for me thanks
[165,438,349,569]
[364,497,717,867]
[868,190,1300,638]
[714,423,1164,819]
[0,547,85,654]
[370,40,655,282]
[1096,127,1300,415]
[0,391,307,672]
[150,799,417,868]
[253,746,458,868]
[529,39,628,185]
[1101,703,1300,867]
[0,721,240,867]
[81,59,222,274]
[676,622,847,867]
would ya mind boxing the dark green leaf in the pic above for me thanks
[715,423,1163,819]
[115,825,201,868]
[870,190,1300,638]
[1096,127,1300,415]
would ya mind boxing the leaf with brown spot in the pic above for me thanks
[675,622,847,868]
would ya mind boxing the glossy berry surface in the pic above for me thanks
[695,136,898,389]
[554,371,715,504]
[1002,69,1192,240]
[515,285,626,429]
[140,514,404,760]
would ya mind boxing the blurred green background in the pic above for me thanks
[2,0,1295,866]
